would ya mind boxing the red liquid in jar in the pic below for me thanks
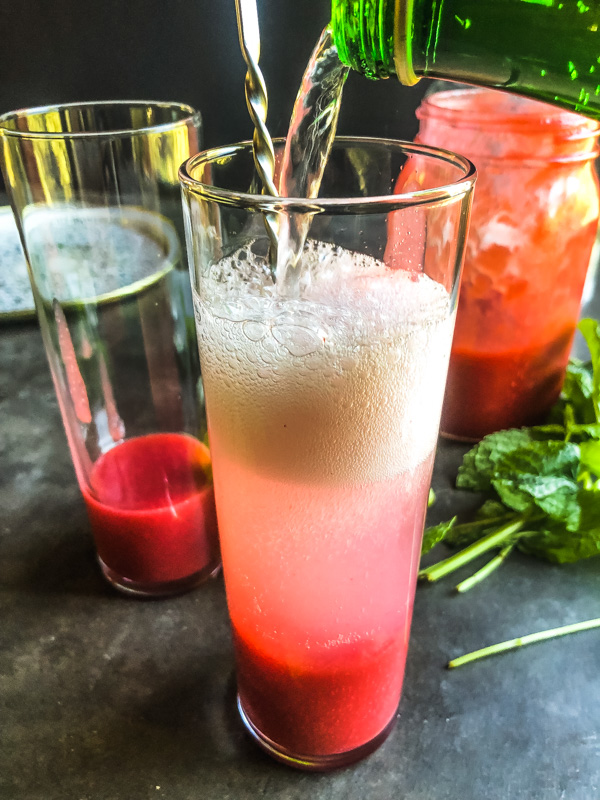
[441,321,577,441]
[82,432,218,584]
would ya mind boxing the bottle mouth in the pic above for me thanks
[330,2,396,79]
[417,87,600,138]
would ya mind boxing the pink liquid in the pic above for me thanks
[213,447,434,756]
[196,252,452,759]
[82,432,219,585]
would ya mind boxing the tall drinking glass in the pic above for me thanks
[1,101,220,597]
[180,138,475,769]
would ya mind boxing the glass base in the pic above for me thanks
[237,694,397,771]
[98,556,221,598]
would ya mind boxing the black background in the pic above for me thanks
[0,0,428,149]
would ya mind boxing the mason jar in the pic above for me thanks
[416,86,600,440]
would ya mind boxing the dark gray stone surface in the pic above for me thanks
[2,321,600,800]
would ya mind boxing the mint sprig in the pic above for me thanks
[422,318,600,666]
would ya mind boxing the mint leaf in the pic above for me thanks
[421,517,456,555]
[517,494,600,563]
[573,423,600,438]
[459,436,581,528]
[578,318,600,423]
[563,359,595,404]
[579,439,600,477]
[548,358,595,428]
[493,439,579,479]
[493,475,580,525]
[476,500,508,519]
[489,440,581,527]
[457,428,534,491]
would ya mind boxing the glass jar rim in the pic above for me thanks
[0,100,202,140]
[179,136,477,213]
[417,87,600,138]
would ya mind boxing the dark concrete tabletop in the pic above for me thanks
[2,317,600,800]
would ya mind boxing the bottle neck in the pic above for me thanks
[332,0,600,121]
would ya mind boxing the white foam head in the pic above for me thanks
[195,241,454,483]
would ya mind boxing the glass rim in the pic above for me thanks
[178,136,477,212]
[0,99,202,140]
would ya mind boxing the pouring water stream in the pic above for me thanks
[234,1,349,294]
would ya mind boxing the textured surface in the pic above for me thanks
[2,318,600,800]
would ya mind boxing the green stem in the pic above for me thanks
[455,543,514,593]
[448,617,600,669]
[418,517,526,583]
[443,514,512,533]
[531,424,565,434]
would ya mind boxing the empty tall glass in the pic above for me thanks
[1,101,220,597]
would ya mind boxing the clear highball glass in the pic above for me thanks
[1,101,221,597]
[180,137,475,768]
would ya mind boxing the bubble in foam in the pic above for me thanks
[242,320,268,342]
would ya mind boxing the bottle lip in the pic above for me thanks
[417,87,600,138]
[330,3,396,79]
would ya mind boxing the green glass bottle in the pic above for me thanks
[331,0,600,117]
